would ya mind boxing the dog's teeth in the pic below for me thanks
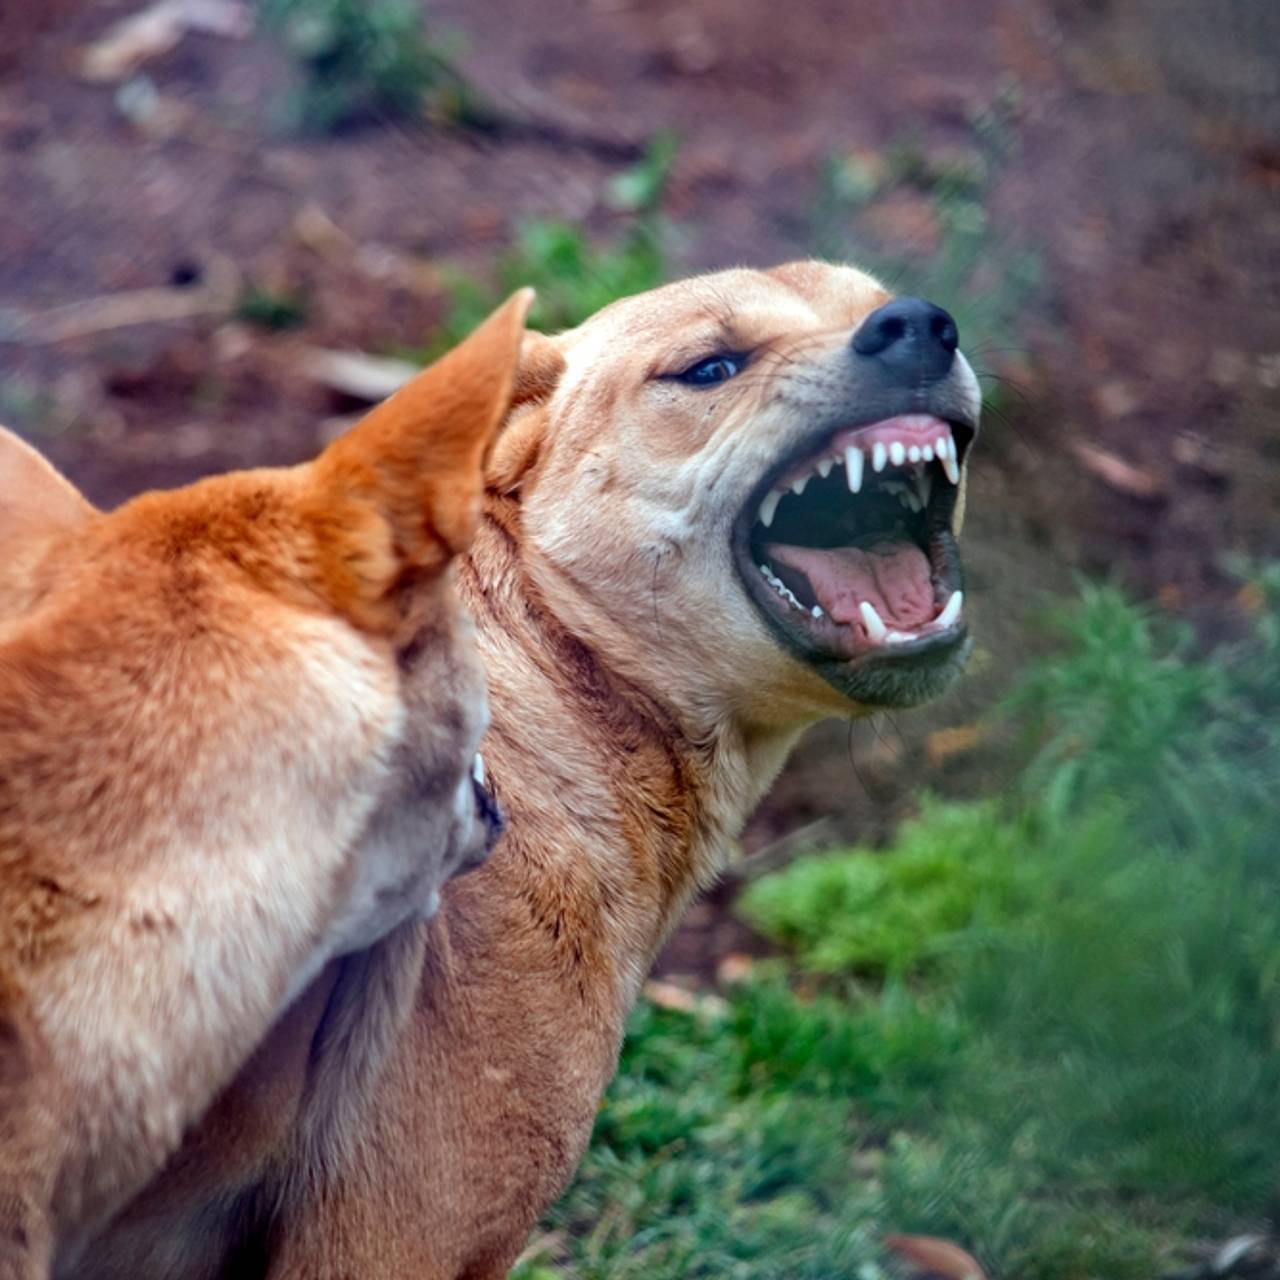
[472,753,486,785]
[922,444,934,462]
[906,492,922,513]
[935,590,963,629]
[889,441,906,467]
[859,600,887,643]
[872,442,887,473]
[811,604,824,619]
[845,445,864,493]
[816,457,833,478]
[758,490,782,527]
[940,447,960,485]
[790,473,810,497]
[885,630,917,644]
[908,445,921,463]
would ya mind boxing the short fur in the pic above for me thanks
[0,292,533,1278]
[77,262,982,1279]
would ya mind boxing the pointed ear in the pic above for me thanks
[0,427,96,615]
[305,289,533,631]
[486,330,566,495]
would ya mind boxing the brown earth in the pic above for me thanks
[2,0,1277,976]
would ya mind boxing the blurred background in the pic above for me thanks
[2,1,1279,1275]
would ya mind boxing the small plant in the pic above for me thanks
[260,0,472,134]
[428,134,677,352]
[234,284,307,330]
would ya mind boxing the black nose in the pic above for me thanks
[851,297,958,383]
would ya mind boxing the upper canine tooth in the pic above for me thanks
[936,590,963,629]
[889,441,906,466]
[790,473,810,497]
[817,457,834,478]
[859,600,888,643]
[941,448,960,485]
[845,445,864,493]
[872,442,887,472]
[758,489,782,527]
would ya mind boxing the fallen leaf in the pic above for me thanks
[925,723,983,767]
[1069,439,1164,500]
[643,980,727,1018]
[884,1234,988,1280]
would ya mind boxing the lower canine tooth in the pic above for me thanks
[759,490,782,527]
[859,600,888,642]
[845,446,864,493]
[935,590,963,629]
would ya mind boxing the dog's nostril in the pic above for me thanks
[930,312,959,352]
[851,296,959,381]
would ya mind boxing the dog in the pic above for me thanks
[0,291,531,1278]
[74,260,981,1279]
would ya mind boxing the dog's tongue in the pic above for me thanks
[767,540,935,627]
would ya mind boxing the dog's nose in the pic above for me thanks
[851,297,958,383]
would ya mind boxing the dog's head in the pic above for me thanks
[0,292,530,962]
[488,262,980,728]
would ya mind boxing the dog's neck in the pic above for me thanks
[462,497,800,1012]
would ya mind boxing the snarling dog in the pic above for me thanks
[0,293,530,1278]
[75,261,980,1279]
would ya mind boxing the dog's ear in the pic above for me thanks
[486,330,566,495]
[305,289,532,631]
[0,427,96,615]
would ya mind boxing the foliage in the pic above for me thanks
[260,0,471,134]
[428,134,677,352]
[521,570,1280,1279]
[234,283,308,330]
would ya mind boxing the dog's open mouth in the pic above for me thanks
[734,412,976,695]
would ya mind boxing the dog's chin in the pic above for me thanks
[731,409,976,711]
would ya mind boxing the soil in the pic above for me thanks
[2,0,1277,979]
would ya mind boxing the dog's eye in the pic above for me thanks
[674,355,743,387]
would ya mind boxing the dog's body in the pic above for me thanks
[0,294,531,1278]
[76,262,982,1279]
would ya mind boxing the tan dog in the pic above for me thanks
[76,261,981,1279]
[0,292,531,1278]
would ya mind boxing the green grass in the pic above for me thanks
[260,0,473,134]
[518,567,1280,1279]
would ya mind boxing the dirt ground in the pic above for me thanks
[3,0,1278,973]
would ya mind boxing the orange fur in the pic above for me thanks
[77,263,981,1279]
[0,292,531,1278]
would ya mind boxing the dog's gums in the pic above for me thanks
[733,405,976,707]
